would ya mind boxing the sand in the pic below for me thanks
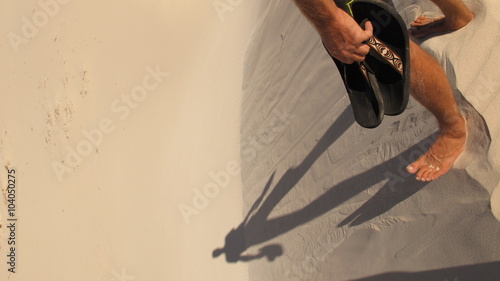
[0,0,263,280]
[0,0,499,280]
[236,0,500,280]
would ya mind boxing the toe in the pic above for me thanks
[407,155,427,175]
[420,168,432,182]
[426,167,439,181]
[411,16,428,26]
[406,164,416,174]
[430,167,446,181]
[417,166,431,182]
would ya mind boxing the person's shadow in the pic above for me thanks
[213,108,430,263]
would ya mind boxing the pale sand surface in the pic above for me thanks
[1,0,500,280]
[234,0,500,280]
[0,0,265,280]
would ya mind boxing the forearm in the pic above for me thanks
[293,0,342,34]
[293,0,372,63]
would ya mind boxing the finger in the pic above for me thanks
[355,44,370,57]
[337,55,354,64]
[351,56,364,63]
[336,53,356,64]
[328,50,352,64]
[346,51,366,63]
[362,20,374,38]
[347,46,369,62]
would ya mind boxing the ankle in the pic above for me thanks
[439,114,466,137]
[448,11,474,29]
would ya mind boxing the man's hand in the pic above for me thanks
[320,8,373,63]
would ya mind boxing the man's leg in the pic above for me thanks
[410,0,474,38]
[406,40,466,181]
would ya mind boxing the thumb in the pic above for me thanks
[362,20,374,38]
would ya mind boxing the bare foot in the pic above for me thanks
[406,117,466,181]
[409,13,473,38]
[412,15,445,28]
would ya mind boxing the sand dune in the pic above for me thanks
[0,0,263,280]
[234,0,500,280]
[0,0,499,280]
